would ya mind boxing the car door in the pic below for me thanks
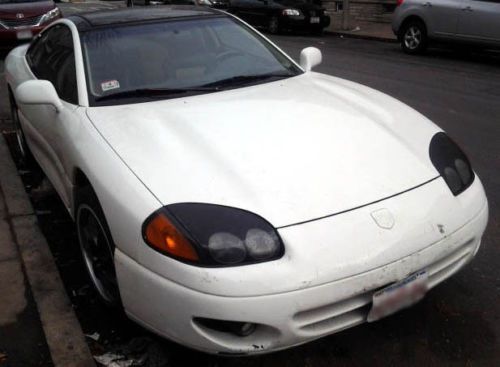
[457,0,500,43]
[422,0,463,38]
[20,24,79,207]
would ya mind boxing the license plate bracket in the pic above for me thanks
[367,269,428,322]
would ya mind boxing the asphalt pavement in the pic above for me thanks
[0,5,499,366]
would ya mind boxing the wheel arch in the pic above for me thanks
[398,15,427,40]
[71,152,162,261]
[72,167,93,217]
[7,84,16,106]
[73,168,121,307]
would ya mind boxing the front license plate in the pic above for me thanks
[310,17,320,24]
[367,270,428,322]
[16,29,33,40]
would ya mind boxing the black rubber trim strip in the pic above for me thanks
[75,13,226,32]
[277,176,441,229]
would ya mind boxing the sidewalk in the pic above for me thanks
[0,158,51,366]
[0,129,95,366]
[328,20,397,42]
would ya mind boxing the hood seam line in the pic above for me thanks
[277,175,441,229]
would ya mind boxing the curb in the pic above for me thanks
[0,134,95,367]
[327,31,398,43]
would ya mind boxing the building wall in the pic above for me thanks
[323,0,397,24]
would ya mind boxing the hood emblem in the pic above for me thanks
[371,208,395,229]
[16,13,25,19]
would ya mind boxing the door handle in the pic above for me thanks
[462,6,473,11]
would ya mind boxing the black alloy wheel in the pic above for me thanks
[76,187,121,307]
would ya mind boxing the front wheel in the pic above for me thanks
[400,20,428,55]
[76,187,121,307]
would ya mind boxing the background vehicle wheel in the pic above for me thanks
[400,20,427,55]
[76,186,121,307]
[268,16,280,34]
[8,88,33,166]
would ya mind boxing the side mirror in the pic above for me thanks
[300,47,322,72]
[15,80,63,113]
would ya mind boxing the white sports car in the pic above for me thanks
[5,6,488,355]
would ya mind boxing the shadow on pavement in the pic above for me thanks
[423,45,500,68]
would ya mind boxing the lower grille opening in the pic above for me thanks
[194,318,257,337]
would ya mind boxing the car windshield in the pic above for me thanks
[0,0,47,3]
[81,16,302,105]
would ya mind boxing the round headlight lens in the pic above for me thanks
[455,159,472,185]
[444,167,462,194]
[245,228,279,260]
[208,232,247,264]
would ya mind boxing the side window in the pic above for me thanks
[26,25,78,105]
[26,33,47,67]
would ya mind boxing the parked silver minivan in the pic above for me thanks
[392,0,500,54]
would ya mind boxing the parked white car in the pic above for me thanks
[5,6,488,355]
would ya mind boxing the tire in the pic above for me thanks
[76,186,121,307]
[268,16,280,34]
[8,88,33,166]
[399,20,428,55]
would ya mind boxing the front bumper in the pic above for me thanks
[280,14,331,31]
[115,179,488,354]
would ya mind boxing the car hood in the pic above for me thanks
[87,73,440,227]
[0,1,54,18]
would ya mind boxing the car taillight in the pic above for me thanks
[397,0,404,5]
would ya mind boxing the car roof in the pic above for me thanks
[68,6,223,31]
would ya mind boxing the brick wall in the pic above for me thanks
[323,0,397,24]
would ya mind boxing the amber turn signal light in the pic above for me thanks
[143,212,199,262]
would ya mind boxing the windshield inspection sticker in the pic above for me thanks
[101,80,120,92]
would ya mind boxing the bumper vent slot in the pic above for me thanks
[293,239,477,336]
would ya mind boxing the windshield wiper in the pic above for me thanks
[201,73,293,89]
[95,87,220,102]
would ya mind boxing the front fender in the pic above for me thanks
[68,108,162,262]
